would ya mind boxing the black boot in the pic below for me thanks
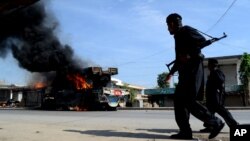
[209,122,225,139]
[170,131,193,140]
[200,127,213,133]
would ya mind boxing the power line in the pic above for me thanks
[114,0,239,68]
[116,49,168,67]
[206,0,238,32]
[217,42,249,52]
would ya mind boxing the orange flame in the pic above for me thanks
[34,82,46,89]
[67,73,92,90]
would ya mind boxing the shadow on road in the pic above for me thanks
[63,129,170,139]
[136,129,230,141]
[136,128,223,134]
[136,128,179,134]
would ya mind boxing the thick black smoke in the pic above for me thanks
[0,1,79,72]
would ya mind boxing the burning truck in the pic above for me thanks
[41,67,129,111]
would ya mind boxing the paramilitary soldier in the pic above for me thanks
[165,13,225,140]
[200,59,239,132]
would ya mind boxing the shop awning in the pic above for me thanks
[144,88,175,95]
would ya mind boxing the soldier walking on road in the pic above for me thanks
[165,13,224,140]
[200,59,239,132]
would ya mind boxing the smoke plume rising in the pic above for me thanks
[0,1,80,73]
[0,1,92,86]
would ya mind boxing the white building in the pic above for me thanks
[111,77,147,107]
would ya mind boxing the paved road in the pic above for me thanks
[0,109,249,141]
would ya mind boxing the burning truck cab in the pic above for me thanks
[41,67,129,111]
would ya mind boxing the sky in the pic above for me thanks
[0,0,249,88]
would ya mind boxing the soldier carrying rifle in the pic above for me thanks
[165,13,225,140]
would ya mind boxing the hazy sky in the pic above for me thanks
[0,0,249,88]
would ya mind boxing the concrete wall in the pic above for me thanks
[221,65,238,86]
[224,94,245,107]
[144,93,246,108]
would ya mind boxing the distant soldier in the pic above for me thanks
[165,13,224,140]
[200,59,239,132]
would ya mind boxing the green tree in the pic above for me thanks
[239,53,250,87]
[157,72,170,88]
[128,89,137,103]
[239,53,250,105]
[120,83,136,103]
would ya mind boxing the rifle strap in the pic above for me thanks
[195,29,215,39]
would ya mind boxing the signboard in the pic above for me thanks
[144,88,175,95]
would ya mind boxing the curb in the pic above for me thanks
[1,106,250,111]
[118,107,250,110]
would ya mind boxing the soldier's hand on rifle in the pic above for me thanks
[165,74,172,82]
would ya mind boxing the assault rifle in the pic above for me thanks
[166,32,227,72]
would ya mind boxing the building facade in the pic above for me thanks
[144,55,247,107]
[0,84,42,107]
